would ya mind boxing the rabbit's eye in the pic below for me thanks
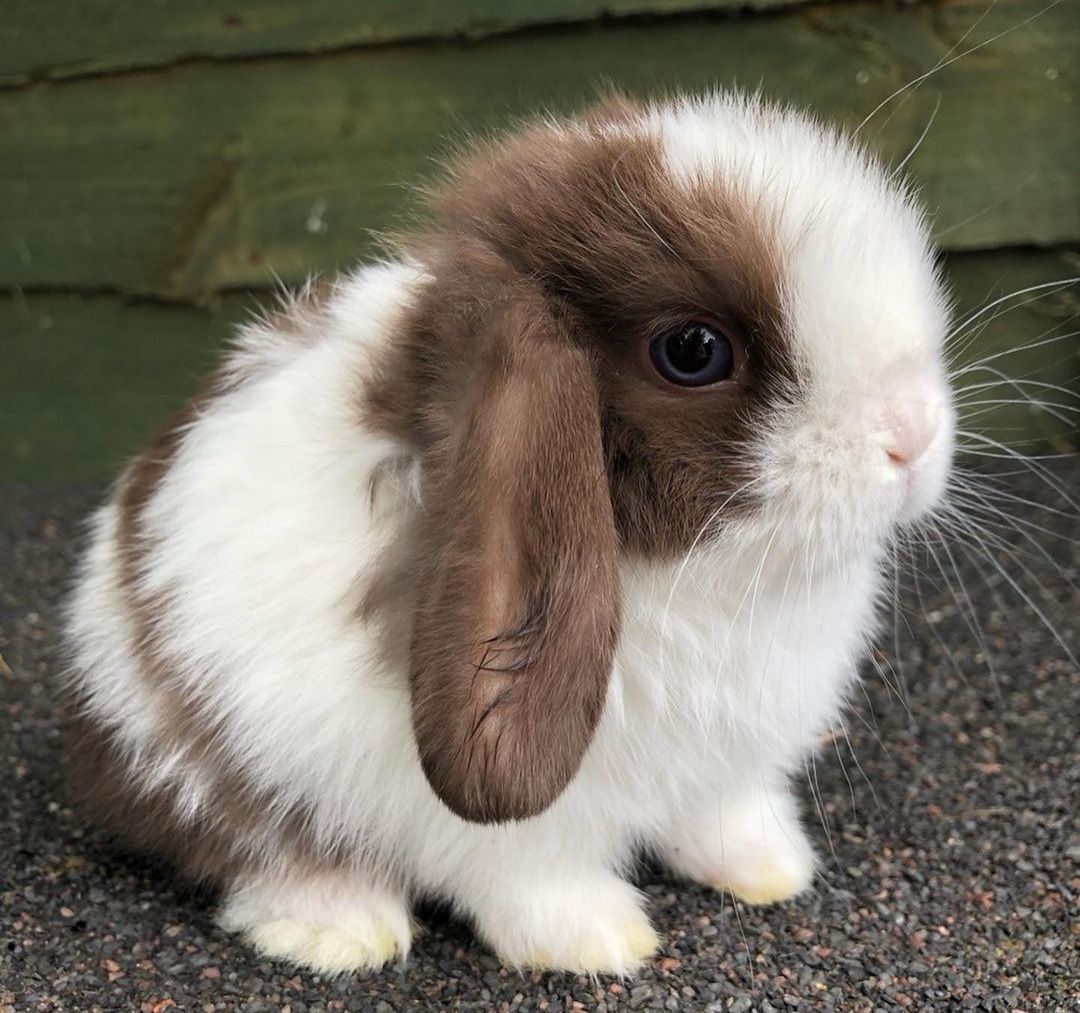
[649,323,734,387]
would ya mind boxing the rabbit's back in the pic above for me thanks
[63,262,433,880]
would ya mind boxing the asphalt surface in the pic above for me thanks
[1,464,1077,1012]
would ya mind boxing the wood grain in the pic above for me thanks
[1,0,1075,300]
[0,0,805,84]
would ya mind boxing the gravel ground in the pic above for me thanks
[1,465,1077,1013]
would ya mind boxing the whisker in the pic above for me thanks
[949,323,1080,374]
[830,727,859,819]
[922,513,1003,697]
[933,179,1034,244]
[946,278,1076,345]
[839,720,882,812]
[941,492,1079,595]
[855,0,1000,134]
[949,313,1078,376]
[894,93,942,175]
[953,375,1080,401]
[850,677,890,753]
[957,399,1078,430]
[904,526,974,688]
[950,468,1079,523]
[886,540,914,710]
[803,749,836,862]
[955,431,1080,510]
[944,506,1077,666]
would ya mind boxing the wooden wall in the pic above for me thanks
[2,0,1077,479]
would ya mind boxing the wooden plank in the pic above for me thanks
[0,1,809,85]
[941,247,1080,459]
[2,291,245,482]
[0,0,1075,300]
[3,249,1076,482]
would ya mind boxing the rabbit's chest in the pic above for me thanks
[584,555,880,801]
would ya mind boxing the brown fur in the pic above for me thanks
[400,241,621,821]
[372,109,794,555]
[366,103,796,820]
[63,702,351,884]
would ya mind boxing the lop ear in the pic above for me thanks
[409,266,620,824]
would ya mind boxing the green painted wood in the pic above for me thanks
[0,0,806,85]
[1,0,1075,300]
[942,247,1080,458]
[2,292,246,482]
[3,249,1076,482]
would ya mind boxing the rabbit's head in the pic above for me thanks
[369,94,955,823]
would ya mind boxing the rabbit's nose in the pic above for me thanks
[881,396,937,467]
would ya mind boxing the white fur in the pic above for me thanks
[64,95,955,975]
[217,871,413,974]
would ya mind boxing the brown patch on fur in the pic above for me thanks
[360,100,797,820]
[115,397,203,576]
[372,100,795,557]
[63,698,352,884]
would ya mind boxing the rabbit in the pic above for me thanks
[62,91,955,976]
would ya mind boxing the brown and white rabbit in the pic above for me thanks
[63,92,955,975]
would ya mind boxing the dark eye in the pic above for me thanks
[649,322,735,387]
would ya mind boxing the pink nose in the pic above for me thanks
[882,398,936,467]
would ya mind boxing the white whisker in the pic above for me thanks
[855,0,1058,134]
[894,93,941,175]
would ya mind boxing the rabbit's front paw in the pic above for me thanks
[472,874,659,975]
[662,787,816,906]
[243,917,403,974]
[218,872,412,974]
[711,843,814,905]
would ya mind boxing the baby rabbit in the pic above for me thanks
[64,92,954,975]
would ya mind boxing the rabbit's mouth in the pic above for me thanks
[893,422,955,526]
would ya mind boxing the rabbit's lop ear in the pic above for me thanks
[409,257,620,824]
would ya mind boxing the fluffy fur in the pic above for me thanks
[63,92,955,975]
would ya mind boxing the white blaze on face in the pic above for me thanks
[653,92,955,541]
